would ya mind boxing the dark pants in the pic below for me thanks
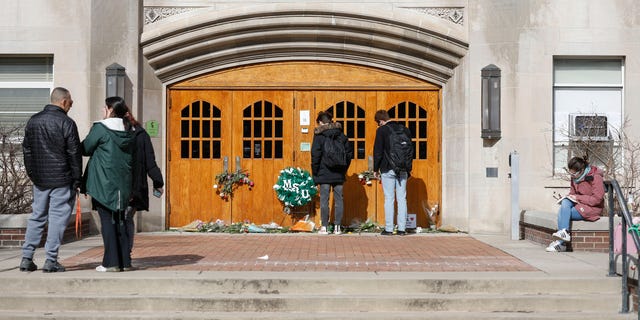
[124,206,136,263]
[319,183,344,227]
[95,200,131,269]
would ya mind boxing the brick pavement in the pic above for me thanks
[61,233,537,272]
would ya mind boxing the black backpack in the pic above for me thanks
[323,134,348,169]
[385,123,413,174]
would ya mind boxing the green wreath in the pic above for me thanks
[273,167,318,213]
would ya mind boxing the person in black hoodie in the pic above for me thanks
[311,111,353,234]
[123,109,164,269]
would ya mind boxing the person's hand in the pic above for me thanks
[374,172,381,180]
[153,188,164,198]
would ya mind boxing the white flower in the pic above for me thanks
[366,180,372,185]
[213,184,218,189]
[358,174,364,179]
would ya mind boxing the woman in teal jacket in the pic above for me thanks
[82,96,134,272]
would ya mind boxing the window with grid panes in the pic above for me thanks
[326,101,365,159]
[389,101,428,160]
[242,100,283,159]
[179,100,222,159]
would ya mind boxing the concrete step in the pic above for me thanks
[0,276,621,295]
[0,273,627,318]
[0,311,635,320]
[0,292,620,313]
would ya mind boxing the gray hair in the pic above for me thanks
[50,87,70,104]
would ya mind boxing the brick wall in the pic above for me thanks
[520,221,610,252]
[0,217,93,249]
[0,228,26,248]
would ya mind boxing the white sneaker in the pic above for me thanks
[545,240,567,252]
[334,225,342,235]
[318,226,328,235]
[552,229,571,242]
[95,265,120,272]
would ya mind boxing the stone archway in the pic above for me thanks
[141,3,468,85]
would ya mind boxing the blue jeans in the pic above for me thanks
[557,198,584,232]
[22,185,75,262]
[319,184,344,227]
[380,170,408,232]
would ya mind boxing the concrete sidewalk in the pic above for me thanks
[0,232,614,278]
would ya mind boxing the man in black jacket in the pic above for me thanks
[373,110,413,236]
[311,111,353,235]
[20,87,82,273]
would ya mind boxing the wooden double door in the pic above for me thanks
[167,64,441,229]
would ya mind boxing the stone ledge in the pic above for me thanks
[521,210,613,252]
[0,214,30,228]
[523,210,617,231]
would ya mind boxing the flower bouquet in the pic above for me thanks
[357,170,377,185]
[213,168,254,200]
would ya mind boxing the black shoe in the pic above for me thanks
[380,230,394,236]
[396,230,407,236]
[42,260,65,273]
[122,265,136,272]
[19,258,37,272]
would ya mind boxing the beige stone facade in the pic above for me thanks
[2,0,639,235]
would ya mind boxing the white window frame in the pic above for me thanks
[0,56,54,133]
[552,57,624,175]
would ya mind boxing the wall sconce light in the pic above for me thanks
[106,63,126,99]
[481,64,501,139]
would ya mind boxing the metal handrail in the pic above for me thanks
[604,179,640,316]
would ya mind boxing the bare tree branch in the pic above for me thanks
[0,126,32,214]
[561,114,640,212]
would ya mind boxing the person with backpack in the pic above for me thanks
[311,111,353,235]
[373,110,414,236]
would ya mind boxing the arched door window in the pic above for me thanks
[242,100,283,159]
[389,101,428,160]
[326,101,366,159]
[180,100,222,159]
